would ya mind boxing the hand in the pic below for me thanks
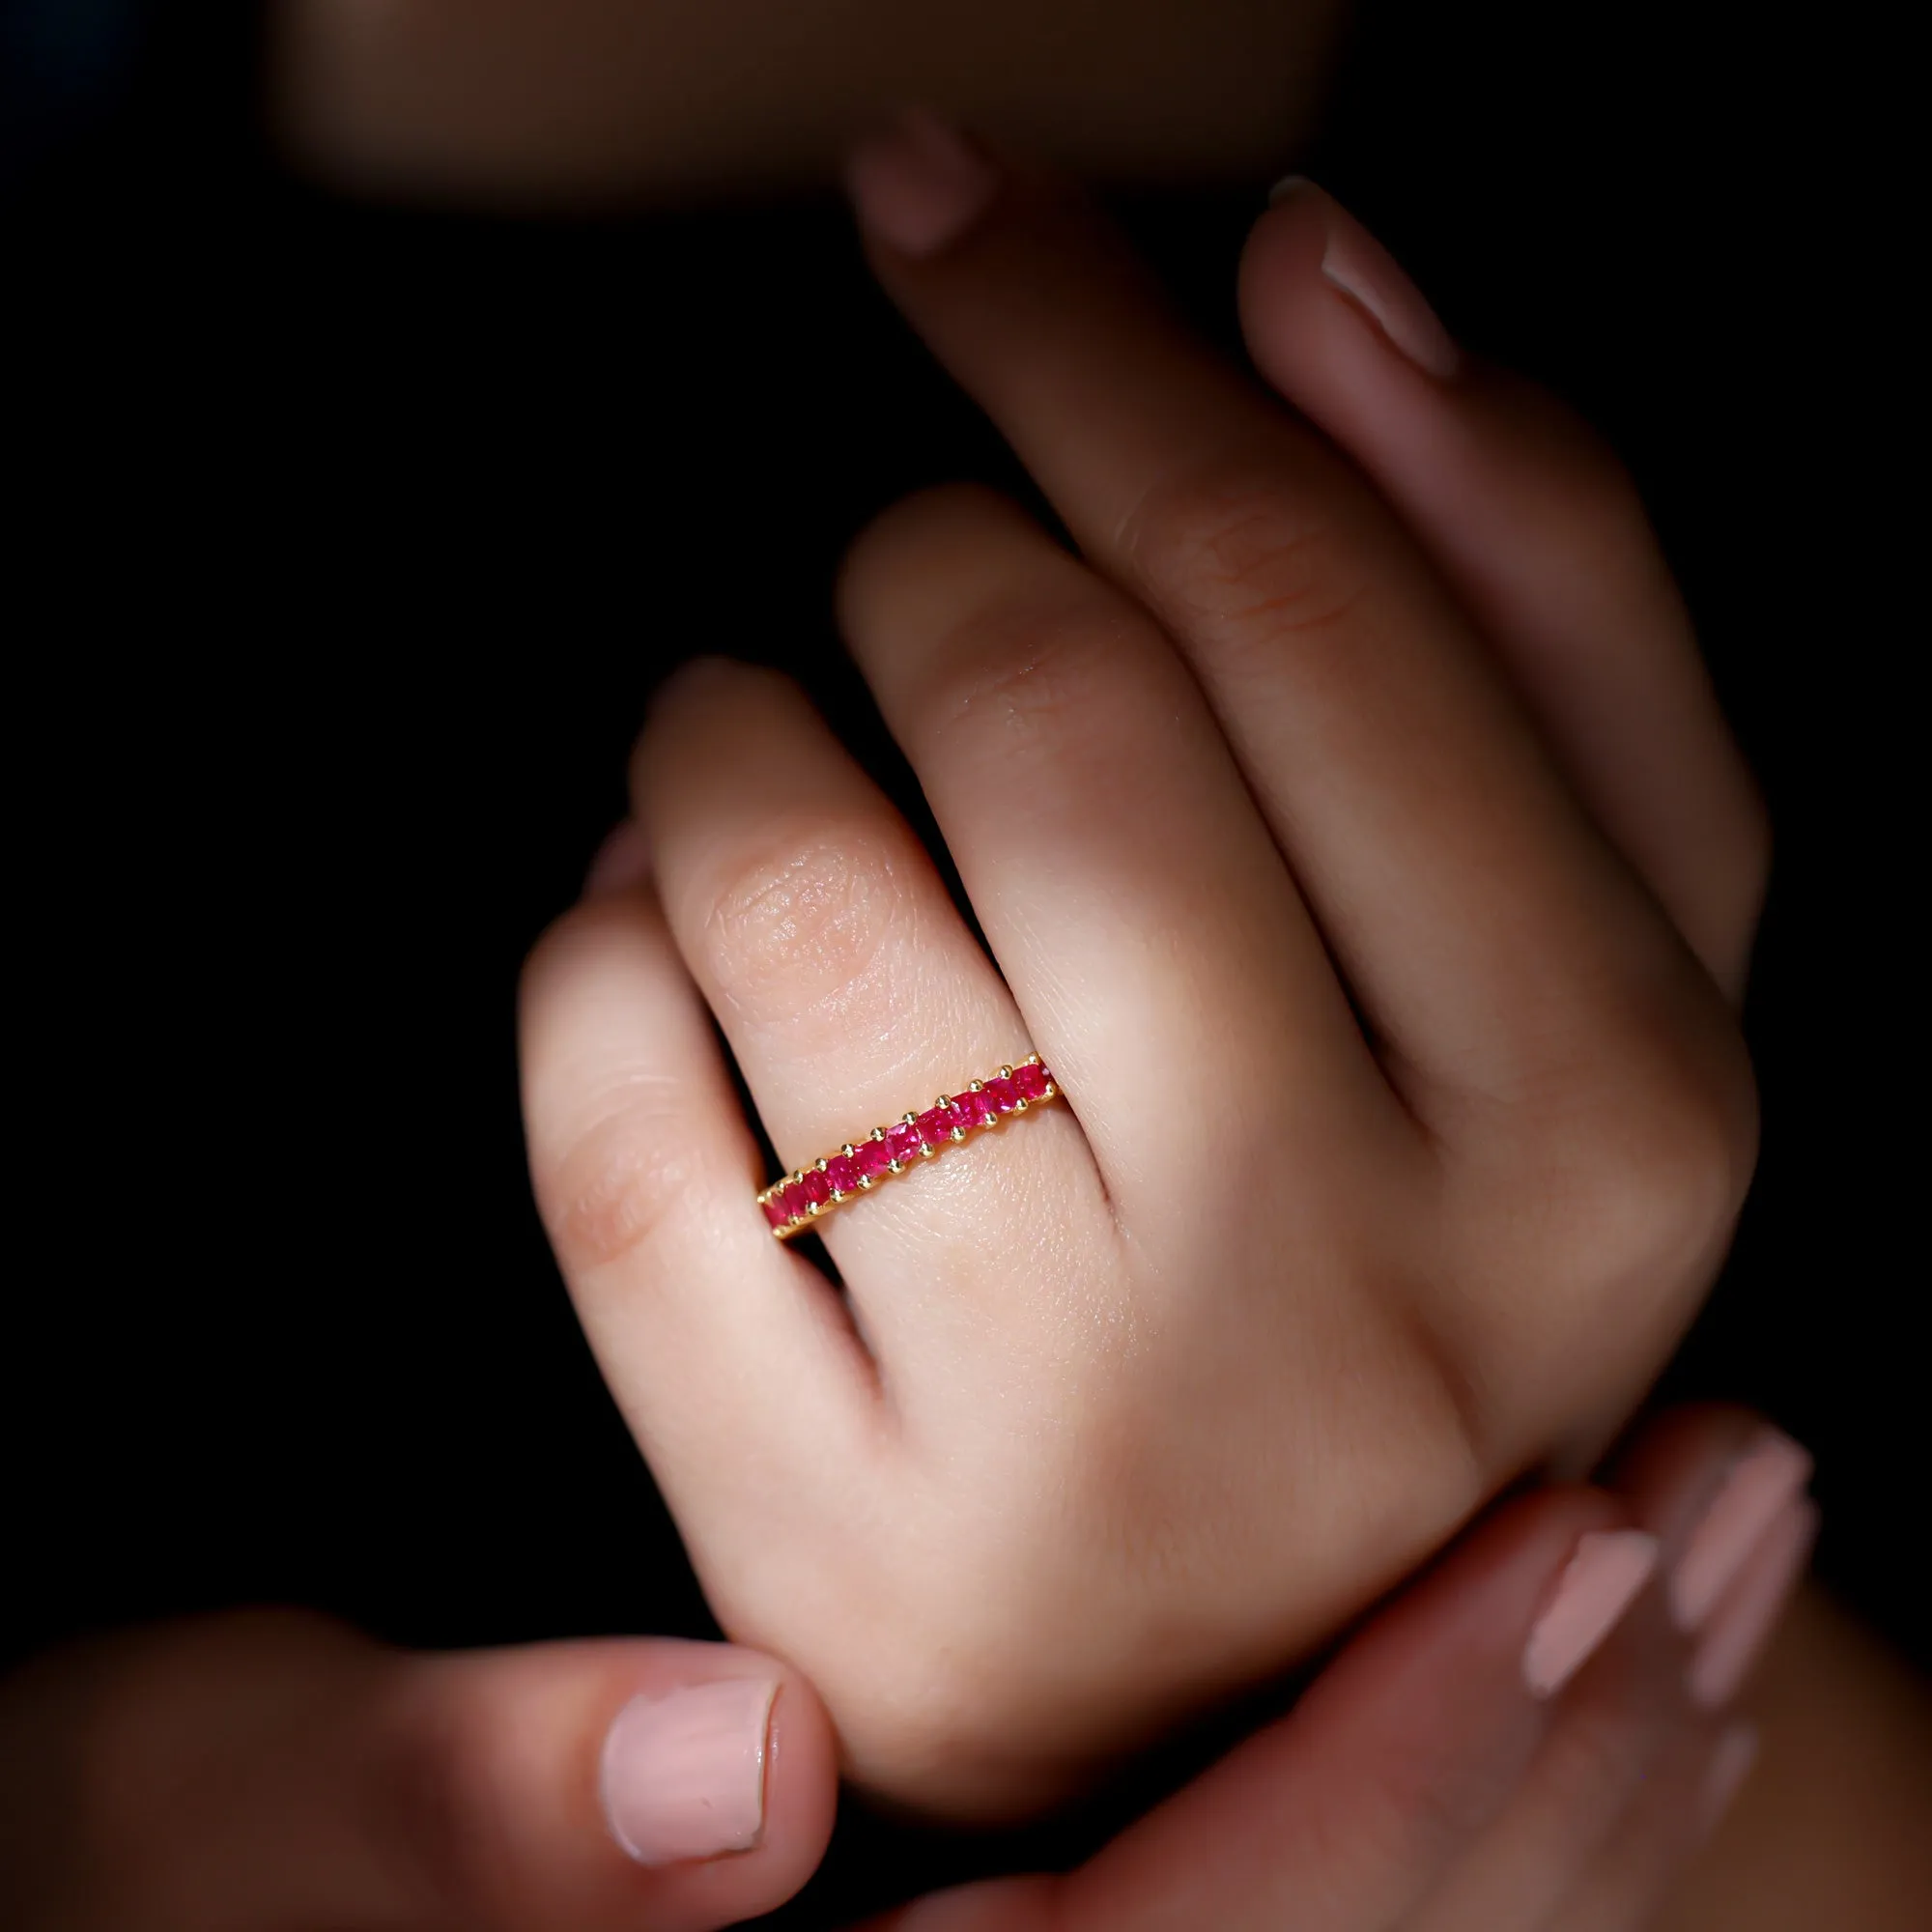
[0,1408,1813,1932]
[518,122,1768,1815]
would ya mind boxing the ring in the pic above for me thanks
[757,1055,1059,1238]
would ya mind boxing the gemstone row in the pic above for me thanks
[757,1056,1056,1237]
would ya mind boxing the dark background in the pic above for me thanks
[4,0,1918,1919]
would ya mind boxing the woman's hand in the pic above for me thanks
[518,122,1769,1815]
[0,1408,1811,1932]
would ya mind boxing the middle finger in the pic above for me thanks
[845,115,1709,1116]
[837,479,1401,1224]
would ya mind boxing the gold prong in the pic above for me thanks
[1013,1097,1028,1111]
[968,1079,983,1092]
[999,1065,1013,1079]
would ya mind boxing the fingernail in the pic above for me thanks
[1266,176,1460,380]
[1522,1529,1660,1699]
[1688,1497,1819,1710]
[1697,1722,1760,1837]
[1668,1429,1813,1632]
[600,1678,779,1865]
[844,106,1000,259]
[582,820,651,899]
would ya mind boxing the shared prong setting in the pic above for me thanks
[757,1056,1056,1238]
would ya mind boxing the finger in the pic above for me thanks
[627,655,1110,1374]
[519,859,879,1567]
[1404,1407,1792,1931]
[1542,1719,1756,1932]
[842,113,1712,1109]
[0,1610,836,1932]
[1236,182,1769,1001]
[837,481,1406,1228]
[1605,1406,1820,1716]
[1404,1569,1687,1932]
[866,1487,1661,1931]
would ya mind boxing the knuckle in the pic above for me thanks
[1544,1032,1760,1290]
[1120,454,1380,672]
[691,820,911,1030]
[841,480,1026,581]
[532,1072,697,1276]
[835,482,1039,642]
[370,1667,522,1931]
[919,597,1137,776]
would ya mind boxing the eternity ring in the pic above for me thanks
[757,1055,1058,1239]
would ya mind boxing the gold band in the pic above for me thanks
[757,1055,1057,1238]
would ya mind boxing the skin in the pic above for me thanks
[0,1406,1797,1931]
[519,149,1761,1818]
[270,0,1349,203]
[269,1,1932,1917]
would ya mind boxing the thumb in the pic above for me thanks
[0,1607,837,1932]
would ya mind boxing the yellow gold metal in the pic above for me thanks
[758,1054,1061,1239]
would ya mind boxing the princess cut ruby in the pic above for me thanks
[852,1136,892,1181]
[824,1152,858,1195]
[884,1122,922,1164]
[982,1075,1018,1113]
[948,1090,993,1130]
[781,1179,810,1220]
[915,1106,952,1148]
[798,1168,833,1210]
[762,1193,791,1229]
[1012,1063,1050,1101]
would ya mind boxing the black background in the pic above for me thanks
[4,0,1920,1920]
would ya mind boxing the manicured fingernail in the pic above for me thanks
[1688,1497,1819,1710]
[1266,176,1459,380]
[1697,1722,1760,1837]
[1522,1529,1660,1699]
[1668,1429,1813,1632]
[583,820,651,899]
[600,1678,779,1865]
[844,106,1000,259]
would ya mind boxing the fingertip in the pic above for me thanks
[1241,176,1462,384]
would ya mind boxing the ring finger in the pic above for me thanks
[834,481,1403,1242]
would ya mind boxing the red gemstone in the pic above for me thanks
[1012,1063,1050,1101]
[982,1075,1018,1113]
[852,1137,892,1181]
[762,1193,791,1229]
[799,1168,833,1210]
[884,1122,922,1164]
[825,1152,858,1195]
[916,1106,952,1149]
[781,1179,810,1220]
